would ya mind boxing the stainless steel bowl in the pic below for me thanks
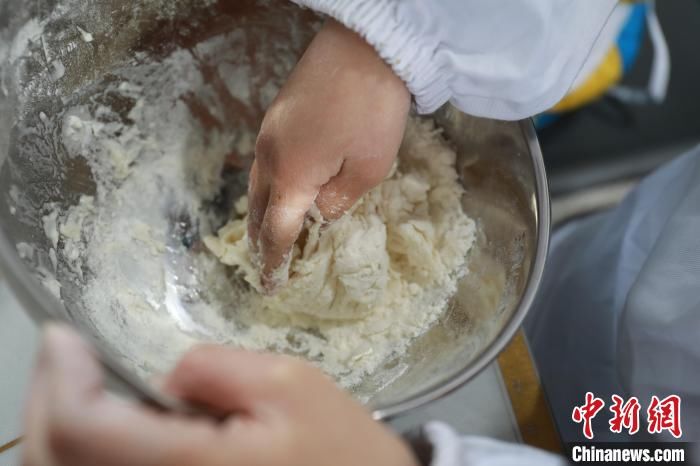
[0,0,549,419]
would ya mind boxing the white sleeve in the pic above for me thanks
[417,422,568,466]
[524,144,700,442]
[291,0,617,120]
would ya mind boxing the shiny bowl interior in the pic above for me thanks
[0,0,549,419]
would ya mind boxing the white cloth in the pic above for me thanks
[421,422,567,466]
[414,148,700,464]
[526,146,700,443]
[292,0,617,120]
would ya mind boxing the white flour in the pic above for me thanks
[33,25,477,390]
[204,118,477,386]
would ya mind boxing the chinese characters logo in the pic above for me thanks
[571,392,682,440]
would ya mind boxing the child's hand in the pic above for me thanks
[248,19,410,291]
[23,325,418,466]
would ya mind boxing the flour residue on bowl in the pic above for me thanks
[34,26,476,391]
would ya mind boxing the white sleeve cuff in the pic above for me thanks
[423,421,569,466]
[291,0,617,121]
[291,0,452,116]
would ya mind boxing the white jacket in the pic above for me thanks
[289,2,700,465]
[292,0,617,120]
[407,143,700,464]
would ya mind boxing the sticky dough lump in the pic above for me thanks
[204,117,476,321]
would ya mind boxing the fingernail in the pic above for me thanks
[36,324,68,370]
[43,323,83,353]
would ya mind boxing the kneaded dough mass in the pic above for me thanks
[205,117,476,322]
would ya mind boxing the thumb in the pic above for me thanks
[23,324,101,466]
[43,324,105,412]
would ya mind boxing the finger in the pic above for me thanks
[23,327,56,466]
[163,345,306,415]
[259,186,317,291]
[246,160,269,256]
[315,157,392,221]
[27,325,221,466]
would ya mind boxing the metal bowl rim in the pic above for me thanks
[372,117,551,420]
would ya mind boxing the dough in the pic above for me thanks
[46,31,477,389]
[205,117,476,321]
